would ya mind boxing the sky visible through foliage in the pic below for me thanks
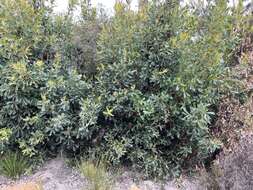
[54,0,139,13]
[53,0,251,14]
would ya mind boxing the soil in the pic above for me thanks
[0,158,202,190]
[217,131,253,190]
[0,158,87,190]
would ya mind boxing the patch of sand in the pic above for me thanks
[0,158,202,190]
[2,182,42,190]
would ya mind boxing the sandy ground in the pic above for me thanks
[0,158,87,190]
[0,158,203,190]
[217,131,253,190]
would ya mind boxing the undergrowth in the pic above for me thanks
[0,152,29,179]
[79,158,114,190]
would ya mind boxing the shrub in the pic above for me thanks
[0,0,56,64]
[0,152,29,179]
[0,0,249,178]
[0,0,93,157]
[0,59,91,156]
[84,0,245,177]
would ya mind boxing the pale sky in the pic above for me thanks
[53,0,139,13]
[53,0,250,14]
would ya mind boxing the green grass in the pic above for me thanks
[79,159,113,190]
[0,152,29,179]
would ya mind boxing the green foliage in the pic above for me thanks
[91,0,245,177]
[79,159,113,190]
[0,152,29,179]
[0,0,92,157]
[0,0,249,178]
[0,128,12,154]
[0,0,56,64]
[0,59,91,156]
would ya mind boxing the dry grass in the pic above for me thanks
[217,133,253,190]
[79,159,113,190]
[199,163,222,190]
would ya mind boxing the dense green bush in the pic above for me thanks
[0,59,91,156]
[84,1,245,175]
[0,0,248,177]
[0,0,93,155]
[0,0,58,64]
[85,0,245,177]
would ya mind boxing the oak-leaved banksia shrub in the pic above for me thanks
[0,0,249,177]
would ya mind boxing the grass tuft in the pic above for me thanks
[79,159,113,190]
[0,152,29,179]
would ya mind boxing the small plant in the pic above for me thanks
[79,159,113,190]
[199,162,222,190]
[0,152,29,179]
